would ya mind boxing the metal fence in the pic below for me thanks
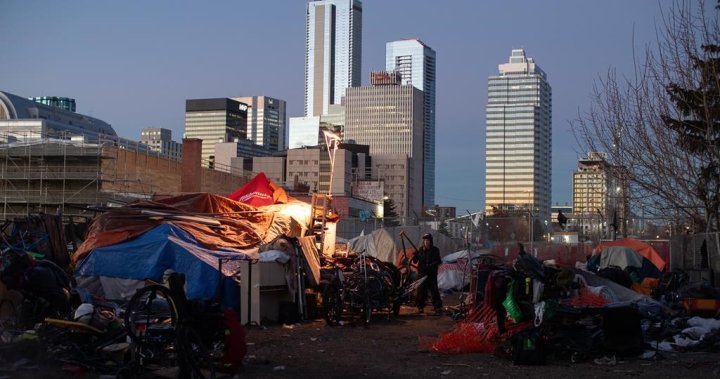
[670,232,719,287]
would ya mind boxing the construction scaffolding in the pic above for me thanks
[0,132,176,219]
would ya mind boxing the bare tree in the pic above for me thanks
[572,1,720,232]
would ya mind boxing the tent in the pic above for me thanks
[588,238,666,280]
[347,225,459,263]
[228,172,287,207]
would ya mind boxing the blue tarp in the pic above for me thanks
[75,223,252,308]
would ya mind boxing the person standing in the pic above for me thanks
[413,233,443,315]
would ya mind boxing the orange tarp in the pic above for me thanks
[72,193,285,264]
[592,238,666,272]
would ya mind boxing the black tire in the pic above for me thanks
[392,299,401,317]
[322,284,342,326]
[177,326,216,379]
[124,284,178,350]
[361,294,372,327]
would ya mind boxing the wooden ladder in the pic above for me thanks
[309,193,331,256]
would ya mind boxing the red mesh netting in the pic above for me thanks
[420,306,531,354]
[568,287,609,307]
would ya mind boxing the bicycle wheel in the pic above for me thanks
[322,284,342,326]
[361,295,372,327]
[176,326,216,379]
[0,294,22,331]
[124,284,178,351]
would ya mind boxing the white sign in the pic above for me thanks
[354,181,384,202]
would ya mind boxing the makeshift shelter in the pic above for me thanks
[588,238,666,280]
[347,225,459,263]
[437,249,491,291]
[73,190,310,308]
[75,223,255,307]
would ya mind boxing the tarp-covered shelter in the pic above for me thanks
[75,223,255,307]
[74,183,312,306]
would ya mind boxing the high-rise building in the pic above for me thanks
[573,152,628,240]
[184,98,248,166]
[140,127,182,160]
[344,71,424,218]
[386,39,436,208]
[232,96,286,151]
[304,0,362,117]
[485,49,552,221]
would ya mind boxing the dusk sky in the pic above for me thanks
[0,1,673,213]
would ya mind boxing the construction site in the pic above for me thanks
[0,132,251,220]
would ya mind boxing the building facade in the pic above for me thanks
[344,72,424,218]
[29,96,76,113]
[484,49,552,222]
[286,146,352,196]
[572,152,628,240]
[304,0,362,117]
[140,127,182,160]
[1,90,116,141]
[232,96,286,151]
[386,39,436,208]
[184,98,248,166]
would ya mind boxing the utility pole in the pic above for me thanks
[528,190,533,255]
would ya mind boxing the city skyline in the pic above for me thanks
[0,1,672,213]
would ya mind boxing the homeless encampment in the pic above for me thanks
[73,190,309,308]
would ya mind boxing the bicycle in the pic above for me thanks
[124,272,221,379]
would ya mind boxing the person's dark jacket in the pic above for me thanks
[414,246,441,277]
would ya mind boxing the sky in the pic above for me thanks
[0,0,671,214]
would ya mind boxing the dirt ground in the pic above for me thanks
[3,293,720,378]
[239,295,720,379]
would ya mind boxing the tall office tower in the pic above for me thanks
[386,39,436,208]
[573,152,628,239]
[232,96,286,151]
[485,49,552,222]
[184,98,248,165]
[304,0,362,117]
[140,127,182,160]
[345,71,424,218]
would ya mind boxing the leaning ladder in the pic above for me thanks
[310,193,331,256]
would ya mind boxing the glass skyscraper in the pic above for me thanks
[305,0,362,117]
[386,39,436,208]
[232,96,286,151]
[485,49,552,221]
